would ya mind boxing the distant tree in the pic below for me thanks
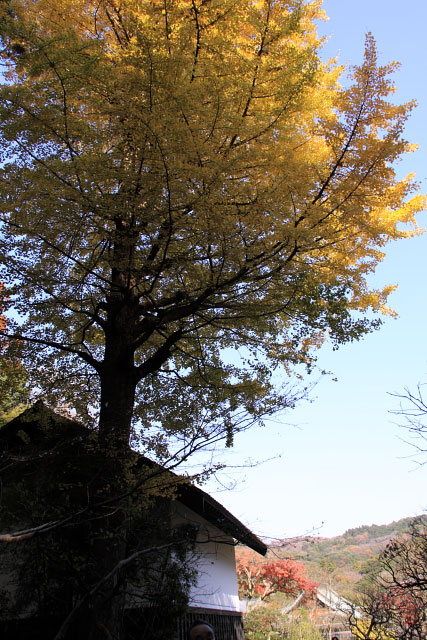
[243,601,285,640]
[284,611,323,640]
[390,385,427,464]
[319,557,338,574]
[237,549,317,610]
[349,517,427,640]
[243,601,322,640]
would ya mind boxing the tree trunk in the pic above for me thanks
[69,225,142,638]
[77,295,139,639]
[99,360,136,453]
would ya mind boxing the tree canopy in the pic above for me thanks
[0,0,424,456]
[0,282,28,425]
[350,517,427,640]
[237,548,317,605]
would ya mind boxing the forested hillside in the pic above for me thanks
[271,516,419,598]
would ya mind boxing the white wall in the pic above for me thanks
[171,501,241,612]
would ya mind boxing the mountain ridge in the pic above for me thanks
[272,515,422,598]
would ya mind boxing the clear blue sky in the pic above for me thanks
[205,0,427,540]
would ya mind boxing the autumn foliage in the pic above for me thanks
[350,517,427,640]
[236,548,317,603]
[0,0,425,447]
[0,283,27,425]
[0,1,424,637]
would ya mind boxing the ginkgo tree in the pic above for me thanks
[0,0,423,454]
[0,282,27,425]
[0,0,424,637]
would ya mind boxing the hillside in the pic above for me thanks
[270,516,419,599]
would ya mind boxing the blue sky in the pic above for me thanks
[205,0,427,540]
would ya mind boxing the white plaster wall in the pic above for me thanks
[171,501,240,612]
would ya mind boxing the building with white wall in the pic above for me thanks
[0,403,267,640]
